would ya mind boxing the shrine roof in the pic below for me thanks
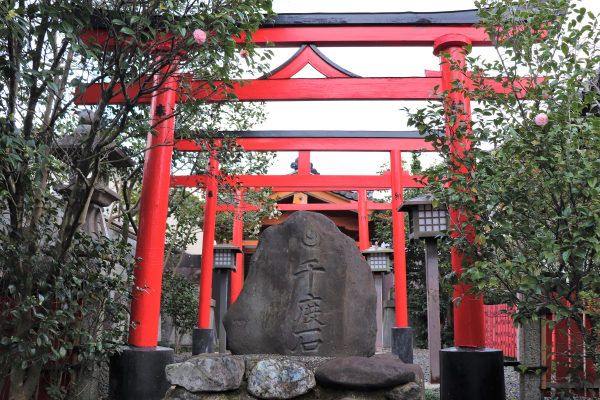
[287,158,374,201]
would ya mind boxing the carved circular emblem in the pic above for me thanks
[303,226,320,246]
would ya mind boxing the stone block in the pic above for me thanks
[314,354,416,390]
[166,354,244,392]
[247,360,315,399]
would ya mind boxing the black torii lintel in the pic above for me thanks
[212,131,429,139]
[89,10,480,29]
[261,10,480,27]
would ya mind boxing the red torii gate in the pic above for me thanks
[170,131,430,346]
[77,10,503,398]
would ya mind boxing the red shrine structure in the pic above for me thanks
[77,10,513,400]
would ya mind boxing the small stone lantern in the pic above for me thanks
[361,246,394,273]
[213,243,242,354]
[52,111,135,237]
[398,194,449,240]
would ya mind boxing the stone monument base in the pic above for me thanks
[165,381,423,400]
[164,353,424,400]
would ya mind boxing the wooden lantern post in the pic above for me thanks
[399,194,449,384]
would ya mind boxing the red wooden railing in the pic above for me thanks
[484,305,600,396]
[484,304,518,358]
[542,314,599,397]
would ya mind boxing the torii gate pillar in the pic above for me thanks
[390,150,413,364]
[192,156,219,355]
[109,72,177,400]
[434,34,505,400]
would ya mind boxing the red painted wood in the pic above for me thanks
[231,189,244,304]
[425,70,442,78]
[216,202,393,212]
[76,77,441,104]
[268,45,353,78]
[358,190,369,251]
[584,315,599,396]
[198,157,219,329]
[174,138,434,152]
[80,26,492,51]
[391,150,408,327]
[129,72,178,347]
[298,151,311,175]
[283,202,392,211]
[554,318,570,384]
[570,320,586,397]
[483,304,517,358]
[170,173,425,190]
[76,76,539,105]
[237,26,492,47]
[438,35,486,348]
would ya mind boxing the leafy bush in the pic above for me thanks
[407,0,600,392]
[161,271,199,354]
[0,229,136,399]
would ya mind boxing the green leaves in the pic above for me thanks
[411,0,600,371]
[120,27,136,37]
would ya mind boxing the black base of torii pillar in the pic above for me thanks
[109,346,174,400]
[391,327,414,364]
[192,328,215,355]
[440,347,505,400]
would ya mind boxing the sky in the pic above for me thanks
[252,0,600,179]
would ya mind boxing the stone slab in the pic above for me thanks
[314,355,416,390]
[391,327,414,364]
[166,354,244,392]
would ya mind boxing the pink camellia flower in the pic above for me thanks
[534,113,549,126]
[240,49,250,58]
[193,29,207,45]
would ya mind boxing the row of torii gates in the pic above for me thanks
[77,11,510,391]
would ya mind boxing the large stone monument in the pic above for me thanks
[223,211,377,357]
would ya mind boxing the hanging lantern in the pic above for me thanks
[361,246,394,273]
[213,243,242,271]
[398,194,449,240]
